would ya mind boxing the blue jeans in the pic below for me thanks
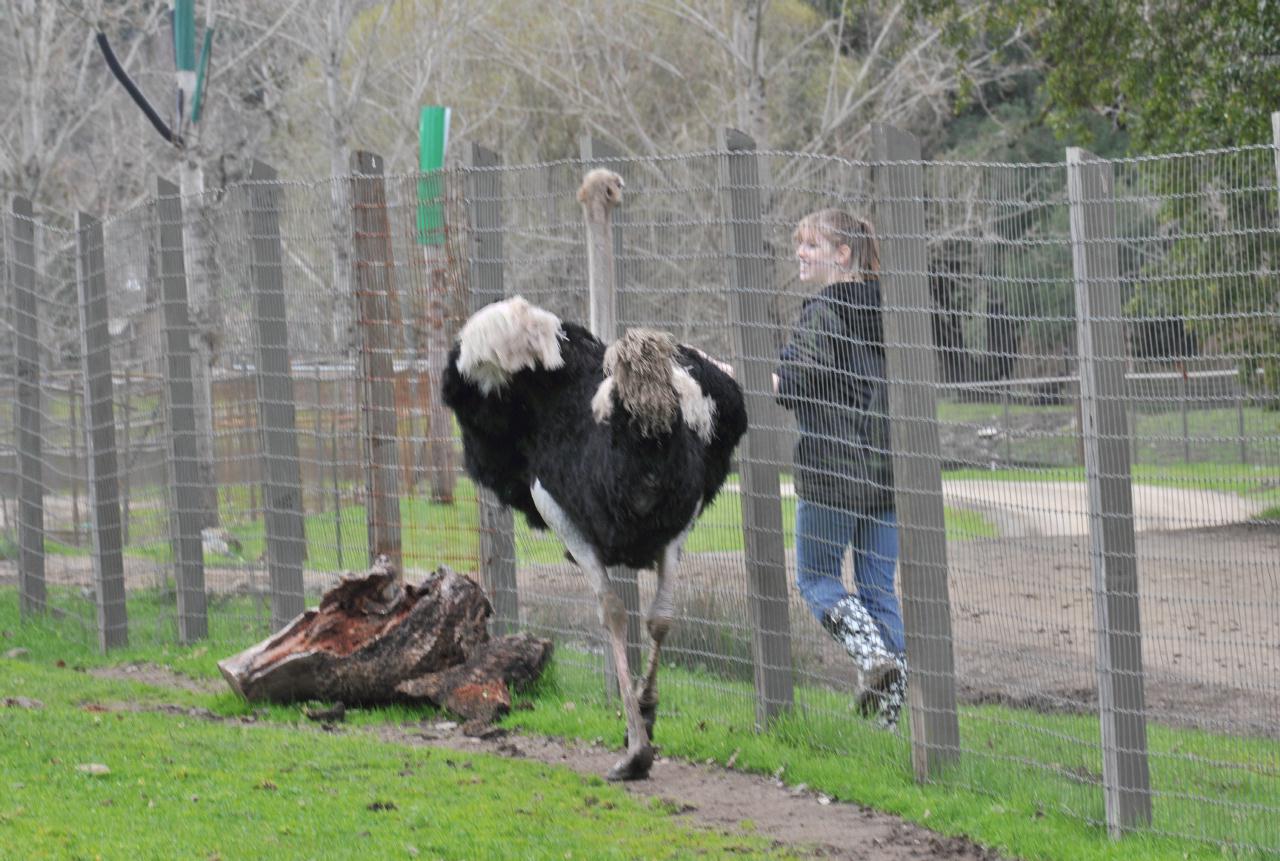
[795,500,904,656]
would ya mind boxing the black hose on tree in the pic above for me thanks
[95,32,180,146]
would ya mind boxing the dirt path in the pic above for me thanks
[735,479,1267,537]
[86,663,1008,861]
[390,721,1008,861]
[941,479,1265,537]
[521,521,1280,739]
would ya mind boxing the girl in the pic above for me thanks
[775,208,906,729]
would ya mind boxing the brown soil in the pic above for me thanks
[387,721,1008,861]
[90,661,223,694]
[524,522,1280,740]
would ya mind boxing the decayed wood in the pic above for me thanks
[396,632,553,727]
[218,559,490,705]
[217,558,553,728]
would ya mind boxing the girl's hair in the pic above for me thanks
[793,208,880,279]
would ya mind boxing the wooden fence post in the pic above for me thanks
[580,135,644,690]
[716,127,794,727]
[350,151,403,572]
[464,143,518,636]
[75,212,128,651]
[10,196,46,617]
[1067,146,1152,835]
[873,124,962,780]
[156,178,209,642]
[247,161,307,629]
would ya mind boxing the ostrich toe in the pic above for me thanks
[606,745,655,782]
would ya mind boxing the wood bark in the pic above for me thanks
[218,559,551,728]
[397,632,552,730]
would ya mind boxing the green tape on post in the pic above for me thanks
[174,0,196,71]
[190,27,213,125]
[417,106,451,246]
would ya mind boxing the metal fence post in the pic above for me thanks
[75,212,128,651]
[580,135,644,690]
[247,161,307,629]
[464,143,519,636]
[872,124,961,779]
[717,127,794,727]
[350,151,403,572]
[156,178,209,642]
[1067,146,1152,836]
[10,196,46,617]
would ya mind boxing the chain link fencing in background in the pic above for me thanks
[2,126,1277,854]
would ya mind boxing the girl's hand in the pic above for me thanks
[690,346,736,378]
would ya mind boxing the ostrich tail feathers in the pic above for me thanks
[599,328,680,438]
[456,296,564,394]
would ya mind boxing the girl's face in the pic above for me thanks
[794,228,851,285]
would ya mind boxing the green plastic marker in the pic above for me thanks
[174,0,196,71]
[190,25,213,125]
[173,0,196,128]
[417,106,451,247]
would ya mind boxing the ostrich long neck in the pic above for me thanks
[584,199,616,339]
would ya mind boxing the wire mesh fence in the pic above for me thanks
[3,127,1278,854]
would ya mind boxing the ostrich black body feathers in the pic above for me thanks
[441,309,747,570]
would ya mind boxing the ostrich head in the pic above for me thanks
[577,168,624,214]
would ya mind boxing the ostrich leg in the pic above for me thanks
[633,515,696,743]
[532,481,654,781]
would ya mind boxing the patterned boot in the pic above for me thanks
[876,659,907,731]
[857,655,907,731]
[822,595,899,705]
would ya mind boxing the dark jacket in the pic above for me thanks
[776,278,894,512]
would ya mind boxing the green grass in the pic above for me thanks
[3,590,1277,861]
[942,460,1271,489]
[507,658,1280,861]
[49,477,997,575]
[178,461,1267,572]
[941,462,1280,519]
[0,661,789,861]
[937,399,1280,467]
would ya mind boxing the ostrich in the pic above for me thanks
[441,169,747,780]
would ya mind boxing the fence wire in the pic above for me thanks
[3,137,1278,855]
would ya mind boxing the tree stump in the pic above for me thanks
[397,632,553,728]
[218,558,551,725]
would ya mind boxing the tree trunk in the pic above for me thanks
[422,246,458,503]
[734,0,770,150]
[178,142,222,529]
[327,103,353,353]
[325,2,357,354]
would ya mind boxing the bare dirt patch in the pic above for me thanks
[523,518,1280,740]
[384,720,1009,861]
[89,662,223,694]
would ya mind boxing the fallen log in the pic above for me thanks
[218,558,551,725]
[396,632,553,728]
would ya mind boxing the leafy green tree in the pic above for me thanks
[916,0,1280,151]
[919,0,1280,404]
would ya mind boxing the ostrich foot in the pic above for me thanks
[606,744,655,782]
